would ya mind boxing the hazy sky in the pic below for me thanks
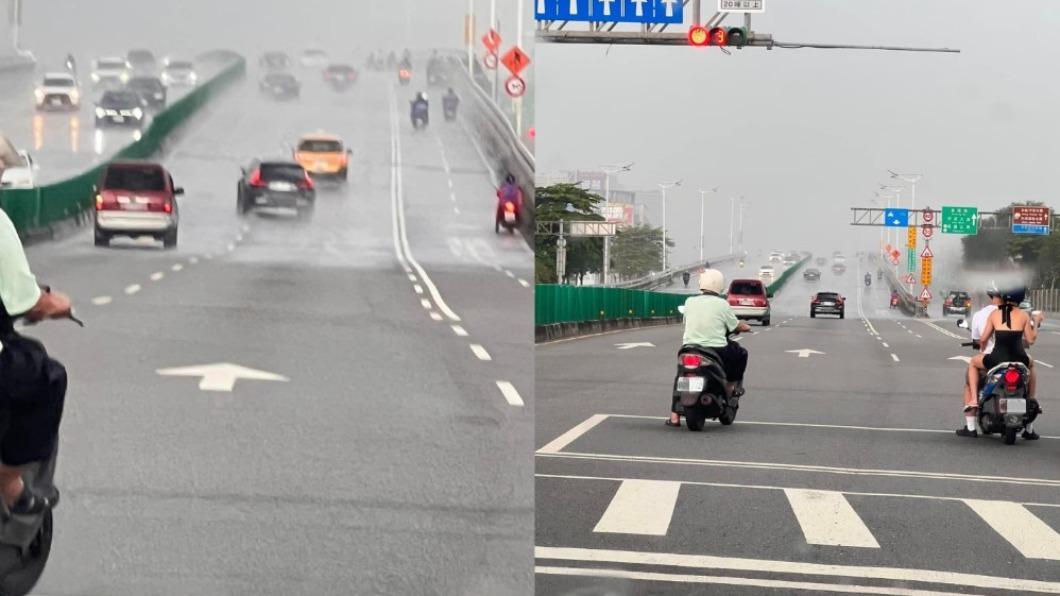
[536,0,1060,268]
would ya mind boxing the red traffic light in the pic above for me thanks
[687,25,709,47]
[709,27,728,46]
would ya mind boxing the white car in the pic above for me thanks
[758,265,776,281]
[300,49,328,68]
[161,59,197,86]
[35,72,80,111]
[0,151,36,189]
[768,251,783,262]
[91,57,131,88]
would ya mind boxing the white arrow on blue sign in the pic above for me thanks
[884,208,909,228]
[537,0,682,22]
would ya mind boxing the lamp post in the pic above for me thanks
[697,186,719,263]
[889,170,923,212]
[658,180,682,272]
[599,163,633,286]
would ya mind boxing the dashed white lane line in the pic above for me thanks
[429,312,443,321]
[891,353,900,362]
[203,254,213,260]
[420,298,432,309]
[407,274,417,282]
[236,234,244,242]
[496,380,525,406]
[505,270,515,278]
[882,343,890,348]
[493,264,503,272]
[1036,360,1055,369]
[451,325,468,337]
[124,284,141,295]
[150,272,164,281]
[413,284,424,295]
[454,206,460,215]
[188,257,199,264]
[226,243,235,252]
[241,223,250,232]
[91,296,112,306]
[470,344,492,361]
[171,263,183,272]
[518,279,530,288]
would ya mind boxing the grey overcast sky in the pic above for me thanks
[536,0,1060,267]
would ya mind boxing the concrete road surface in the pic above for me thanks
[536,254,1060,595]
[10,59,532,595]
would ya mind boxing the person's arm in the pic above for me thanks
[1025,312,1043,346]
[979,319,995,354]
[0,210,69,322]
[735,321,751,333]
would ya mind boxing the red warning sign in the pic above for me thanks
[500,46,531,76]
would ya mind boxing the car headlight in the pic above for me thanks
[120,72,129,82]
[91,72,100,82]
[69,89,80,102]
[132,107,143,119]
[95,107,105,118]
[34,88,44,101]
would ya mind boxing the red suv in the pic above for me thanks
[94,160,182,248]
[726,278,771,326]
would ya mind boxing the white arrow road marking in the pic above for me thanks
[964,499,1060,560]
[594,480,682,536]
[949,356,972,364]
[784,489,880,548]
[786,349,825,358]
[616,342,655,350]
[496,381,524,406]
[156,363,289,392]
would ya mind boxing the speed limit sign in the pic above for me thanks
[484,52,498,70]
[504,75,526,98]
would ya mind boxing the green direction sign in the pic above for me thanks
[941,206,979,235]
[907,248,916,271]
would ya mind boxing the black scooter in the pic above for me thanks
[410,101,428,129]
[672,324,741,431]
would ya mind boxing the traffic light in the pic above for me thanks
[688,25,749,48]
[687,25,709,47]
[727,27,747,47]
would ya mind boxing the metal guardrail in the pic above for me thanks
[874,254,923,316]
[445,56,534,244]
[614,254,737,290]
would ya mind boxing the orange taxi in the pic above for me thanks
[293,133,351,181]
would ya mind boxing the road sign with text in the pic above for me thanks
[885,208,909,228]
[921,257,933,286]
[1012,205,1051,235]
[906,226,916,249]
[719,0,765,12]
[941,206,978,235]
[536,0,683,22]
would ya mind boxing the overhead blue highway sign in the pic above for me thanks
[884,208,909,228]
[536,0,683,22]
[1013,224,1050,235]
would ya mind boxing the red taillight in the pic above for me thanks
[504,201,516,213]
[1003,368,1020,390]
[248,168,265,187]
[300,171,314,190]
[162,199,172,214]
[728,296,739,306]
[681,354,702,369]
[399,69,410,77]
[95,192,118,211]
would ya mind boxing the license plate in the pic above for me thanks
[677,377,705,393]
[113,116,124,122]
[1003,398,1027,415]
[739,299,753,306]
[821,302,834,306]
[504,212,516,223]
[255,197,269,205]
[268,181,296,191]
[123,202,146,210]
[50,98,62,105]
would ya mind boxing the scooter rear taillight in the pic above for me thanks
[504,201,516,213]
[1004,367,1021,392]
[680,354,703,369]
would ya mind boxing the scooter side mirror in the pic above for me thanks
[956,319,968,329]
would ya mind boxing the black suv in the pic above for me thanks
[943,291,972,317]
[811,292,845,319]
[95,90,148,128]
[803,268,821,281]
[237,160,316,219]
[127,76,167,108]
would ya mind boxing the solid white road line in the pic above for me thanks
[469,344,492,361]
[150,272,164,281]
[534,566,972,596]
[964,499,1060,560]
[538,414,609,454]
[593,480,682,536]
[451,325,468,337]
[496,381,524,406]
[534,546,1060,594]
[91,296,112,306]
[784,489,880,548]
[124,284,141,295]
[413,284,423,294]
[429,312,443,321]
[891,353,900,362]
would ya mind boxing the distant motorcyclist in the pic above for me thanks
[497,173,524,215]
[864,273,871,287]
[442,88,459,114]
[667,269,749,428]
[64,53,76,75]
[410,92,429,126]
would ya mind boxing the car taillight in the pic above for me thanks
[248,168,265,187]
[1004,368,1020,391]
[163,199,172,214]
[95,192,119,210]
[399,69,410,77]
[299,171,314,190]
[680,354,702,369]
[728,296,739,306]
[754,297,767,307]
[95,194,103,210]
[945,298,952,306]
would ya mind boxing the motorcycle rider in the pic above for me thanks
[965,286,1043,440]
[496,174,524,222]
[864,272,872,287]
[667,269,750,428]
[410,91,429,124]
[442,87,459,115]
[0,208,71,513]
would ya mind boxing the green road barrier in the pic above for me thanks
[0,51,246,237]
[536,284,688,327]
[766,255,811,296]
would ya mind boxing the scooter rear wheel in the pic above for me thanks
[0,509,52,596]
[1003,428,1018,445]
[684,407,706,432]
[718,405,737,426]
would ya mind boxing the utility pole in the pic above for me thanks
[738,199,749,253]
[490,0,499,103]
[889,170,923,212]
[515,0,524,136]
[600,163,633,286]
[728,196,735,255]
[658,180,682,272]
[698,187,718,263]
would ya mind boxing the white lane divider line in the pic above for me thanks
[203,254,213,260]
[784,489,880,548]
[964,499,1060,560]
[1035,360,1055,369]
[407,274,417,282]
[594,480,682,536]
[451,325,469,337]
[429,312,443,321]
[171,263,183,272]
[496,380,525,406]
[91,296,112,306]
[493,264,503,272]
[236,234,244,242]
[413,284,424,295]
[890,353,900,362]
[420,298,432,309]
[150,272,164,281]
[388,89,461,322]
[518,278,530,288]
[538,414,608,454]
[226,243,235,252]
[242,223,250,232]
[453,206,460,215]
[470,344,492,361]
[920,319,964,340]
[882,343,889,348]
[124,284,141,295]
[188,257,199,264]
[505,270,515,278]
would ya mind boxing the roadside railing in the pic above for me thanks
[614,254,737,290]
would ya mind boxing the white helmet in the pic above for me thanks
[698,269,725,294]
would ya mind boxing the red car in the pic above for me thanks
[726,278,771,326]
[93,160,182,248]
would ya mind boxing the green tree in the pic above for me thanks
[961,202,1056,287]
[610,224,675,279]
[534,183,604,284]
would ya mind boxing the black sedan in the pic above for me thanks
[803,268,821,281]
[260,51,293,71]
[831,263,847,275]
[323,64,358,90]
[259,72,300,100]
[127,76,167,108]
[94,90,148,128]
[237,160,316,219]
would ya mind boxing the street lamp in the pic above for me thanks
[728,196,745,255]
[889,170,923,211]
[697,186,719,263]
[658,180,682,272]
[600,162,634,203]
[737,199,750,253]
